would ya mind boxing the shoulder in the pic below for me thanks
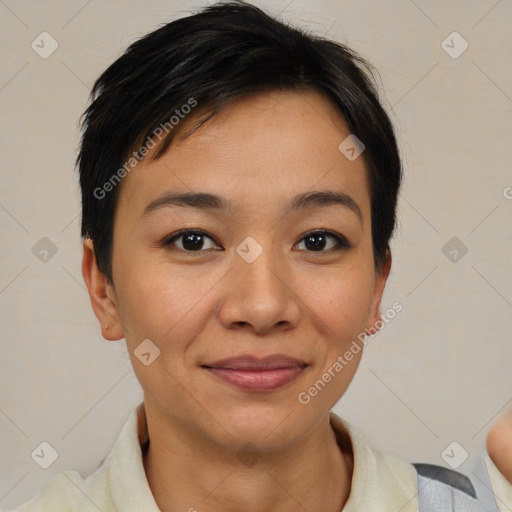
[7,464,114,512]
[8,404,145,512]
[330,412,418,479]
[329,412,420,512]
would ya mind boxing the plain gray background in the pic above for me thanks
[1,0,511,509]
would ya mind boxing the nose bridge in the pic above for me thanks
[217,234,300,332]
[237,233,289,298]
[238,236,283,290]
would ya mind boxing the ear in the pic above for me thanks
[365,249,392,334]
[82,239,124,341]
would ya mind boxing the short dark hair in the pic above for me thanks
[77,0,402,283]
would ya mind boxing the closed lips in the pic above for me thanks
[202,356,307,370]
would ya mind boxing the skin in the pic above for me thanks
[83,89,391,512]
[487,408,512,484]
[82,88,512,509]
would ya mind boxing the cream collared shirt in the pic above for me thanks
[9,402,512,512]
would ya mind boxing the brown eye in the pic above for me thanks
[295,230,350,252]
[163,229,221,252]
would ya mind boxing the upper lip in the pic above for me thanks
[202,354,307,370]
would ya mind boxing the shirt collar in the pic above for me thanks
[106,402,418,512]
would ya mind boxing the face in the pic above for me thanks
[83,89,391,452]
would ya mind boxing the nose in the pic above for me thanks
[216,242,301,335]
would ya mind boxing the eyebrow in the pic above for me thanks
[142,190,363,225]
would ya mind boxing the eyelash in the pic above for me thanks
[161,228,351,255]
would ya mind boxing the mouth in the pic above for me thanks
[201,354,308,392]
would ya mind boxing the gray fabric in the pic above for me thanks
[414,463,476,498]
[468,451,502,512]
[415,455,501,512]
[416,474,483,512]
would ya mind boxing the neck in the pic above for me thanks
[141,403,353,512]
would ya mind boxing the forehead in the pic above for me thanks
[117,90,370,219]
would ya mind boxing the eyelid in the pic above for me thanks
[162,228,350,253]
[297,229,351,250]
[162,229,221,248]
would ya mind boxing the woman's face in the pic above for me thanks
[91,89,390,451]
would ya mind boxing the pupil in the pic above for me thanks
[183,233,203,250]
[180,232,328,251]
[306,233,326,251]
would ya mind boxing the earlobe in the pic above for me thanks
[82,239,124,341]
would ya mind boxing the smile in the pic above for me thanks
[202,365,307,391]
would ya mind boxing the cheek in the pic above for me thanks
[306,268,375,343]
[114,259,221,350]
[113,265,197,346]
[301,271,373,406]
[115,269,208,394]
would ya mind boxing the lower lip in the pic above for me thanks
[204,366,306,391]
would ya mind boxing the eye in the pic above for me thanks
[162,228,350,254]
[162,229,221,253]
[295,230,350,252]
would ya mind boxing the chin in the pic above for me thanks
[215,404,306,448]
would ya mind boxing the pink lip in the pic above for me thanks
[202,354,307,391]
[204,366,306,391]
[204,354,307,370]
